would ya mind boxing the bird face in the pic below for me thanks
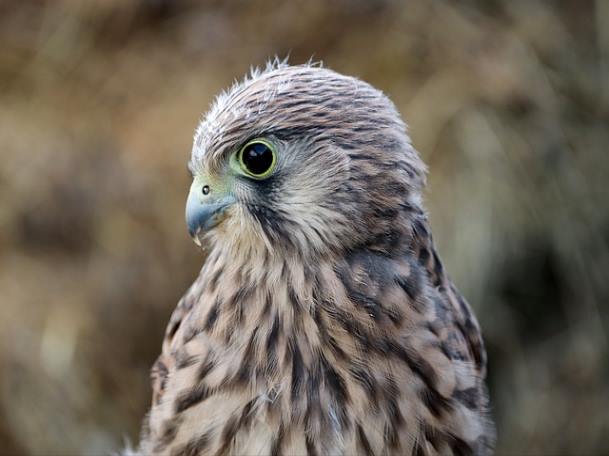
[186,131,351,257]
[186,138,277,236]
[186,63,426,257]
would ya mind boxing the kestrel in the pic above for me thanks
[135,62,495,455]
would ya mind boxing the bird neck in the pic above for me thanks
[197,206,440,359]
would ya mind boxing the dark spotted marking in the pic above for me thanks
[183,325,203,344]
[305,360,322,410]
[387,341,453,417]
[321,356,349,405]
[238,398,257,429]
[228,283,255,326]
[249,204,292,249]
[197,356,216,381]
[439,340,458,361]
[387,398,405,434]
[282,98,316,111]
[432,249,444,275]
[443,331,469,362]
[265,313,280,371]
[418,247,430,264]
[305,434,318,456]
[174,384,214,414]
[413,440,425,456]
[287,283,303,311]
[153,416,183,452]
[289,337,304,401]
[383,375,405,450]
[208,266,223,293]
[167,318,182,340]
[320,299,372,351]
[396,276,419,301]
[170,430,212,456]
[203,298,220,332]
[234,328,258,385]
[309,302,326,337]
[151,358,169,404]
[396,261,424,310]
[176,350,198,370]
[339,270,382,320]
[455,319,483,368]
[373,206,399,219]
[349,367,379,408]
[420,386,452,418]
[421,422,441,451]
[327,335,348,361]
[389,342,436,389]
[429,249,444,287]
[270,424,285,456]
[426,321,441,337]
[454,387,479,410]
[320,363,351,431]
[447,432,474,456]
[357,424,374,455]
[384,305,404,325]
[303,264,314,284]
[412,217,429,237]
[215,413,239,456]
[213,398,258,456]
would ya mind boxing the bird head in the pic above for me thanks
[186,62,426,259]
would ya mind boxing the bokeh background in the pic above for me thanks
[1,0,608,454]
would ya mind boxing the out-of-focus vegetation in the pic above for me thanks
[1,0,608,454]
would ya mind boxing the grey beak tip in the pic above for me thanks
[185,192,235,238]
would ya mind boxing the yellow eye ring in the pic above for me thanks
[237,139,277,179]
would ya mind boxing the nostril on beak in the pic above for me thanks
[185,185,236,240]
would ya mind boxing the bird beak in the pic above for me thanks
[185,180,235,243]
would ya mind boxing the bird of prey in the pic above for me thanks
[136,61,495,455]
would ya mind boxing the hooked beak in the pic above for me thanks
[185,181,235,243]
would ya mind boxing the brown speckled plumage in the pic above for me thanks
[136,61,495,455]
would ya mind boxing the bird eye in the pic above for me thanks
[238,139,276,178]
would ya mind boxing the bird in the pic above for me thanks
[135,61,495,456]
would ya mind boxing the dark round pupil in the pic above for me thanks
[242,142,273,175]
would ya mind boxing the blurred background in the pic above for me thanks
[1,0,608,454]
